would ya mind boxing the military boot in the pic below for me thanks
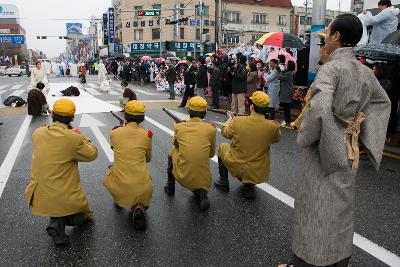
[243,183,256,199]
[46,218,70,246]
[63,213,87,226]
[133,205,147,231]
[164,156,175,195]
[195,189,210,211]
[214,157,229,192]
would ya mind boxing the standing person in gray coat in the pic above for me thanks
[165,61,177,100]
[278,61,295,126]
[364,0,399,44]
[279,14,391,267]
[264,59,280,120]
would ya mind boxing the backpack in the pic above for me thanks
[3,96,26,107]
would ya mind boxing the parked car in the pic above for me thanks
[19,65,31,76]
[6,66,22,77]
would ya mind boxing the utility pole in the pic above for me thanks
[303,0,309,38]
[159,14,162,59]
[199,0,204,57]
[308,0,326,84]
[194,5,197,59]
[217,0,223,51]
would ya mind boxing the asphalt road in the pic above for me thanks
[0,75,399,267]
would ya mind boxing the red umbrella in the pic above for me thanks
[256,32,305,49]
[141,56,153,61]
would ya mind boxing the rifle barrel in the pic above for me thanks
[110,111,125,124]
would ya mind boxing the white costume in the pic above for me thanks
[30,67,48,89]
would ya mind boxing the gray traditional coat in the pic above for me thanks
[293,48,391,265]
[264,69,280,108]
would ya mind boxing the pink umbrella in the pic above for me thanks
[141,56,153,61]
[268,51,297,70]
[156,57,165,63]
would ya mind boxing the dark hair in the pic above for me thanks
[329,14,363,47]
[378,0,392,7]
[270,59,279,65]
[186,56,193,62]
[278,55,286,64]
[199,57,206,65]
[123,88,137,101]
[53,113,73,125]
[285,61,296,72]
[239,55,247,65]
[121,81,128,87]
[36,82,45,90]
[249,62,257,72]
[35,61,41,66]
[317,61,324,66]
[213,60,221,67]
[253,103,269,115]
[125,113,144,124]
[189,110,206,119]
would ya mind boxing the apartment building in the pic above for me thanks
[221,0,292,47]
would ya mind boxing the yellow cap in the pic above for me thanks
[125,100,145,115]
[250,91,270,108]
[53,99,76,117]
[318,32,326,40]
[188,96,208,112]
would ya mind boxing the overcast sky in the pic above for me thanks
[4,0,352,58]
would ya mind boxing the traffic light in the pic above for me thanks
[59,36,69,40]
[165,41,173,50]
[36,36,47,39]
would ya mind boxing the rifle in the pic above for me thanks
[162,108,184,123]
[110,111,125,125]
[207,108,247,117]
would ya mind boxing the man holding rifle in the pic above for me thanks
[215,91,282,199]
[104,100,153,230]
[164,96,216,211]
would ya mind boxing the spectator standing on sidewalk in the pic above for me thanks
[231,55,248,114]
[195,57,209,97]
[264,59,280,120]
[178,57,197,108]
[209,60,222,109]
[165,61,177,100]
[278,60,295,126]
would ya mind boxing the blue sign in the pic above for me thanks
[108,7,115,44]
[0,35,24,45]
[66,23,82,34]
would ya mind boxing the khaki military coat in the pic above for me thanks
[104,122,153,208]
[170,117,216,191]
[218,112,282,184]
[25,122,98,218]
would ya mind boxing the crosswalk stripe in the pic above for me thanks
[134,89,157,96]
[82,86,101,96]
[6,89,24,98]
[10,84,24,90]
[0,85,8,90]
[86,83,98,89]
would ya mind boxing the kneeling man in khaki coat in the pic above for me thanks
[25,99,98,246]
[215,91,282,199]
[164,96,216,211]
[104,100,153,230]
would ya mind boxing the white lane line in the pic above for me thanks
[86,83,98,89]
[143,115,400,267]
[10,84,23,90]
[6,89,24,98]
[0,115,33,198]
[135,89,157,96]
[82,86,101,96]
[89,83,120,96]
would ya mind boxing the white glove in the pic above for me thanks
[189,85,193,88]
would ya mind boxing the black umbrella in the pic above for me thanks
[125,57,135,61]
[355,43,400,61]
[111,53,126,59]
[382,29,400,45]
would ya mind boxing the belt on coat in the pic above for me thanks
[345,112,366,170]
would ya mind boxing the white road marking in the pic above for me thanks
[10,84,23,90]
[0,85,8,90]
[143,114,400,267]
[0,115,33,198]
[82,86,101,96]
[79,114,114,162]
[134,89,157,96]
[6,89,24,98]
[88,82,119,95]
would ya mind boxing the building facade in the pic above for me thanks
[118,0,216,58]
[0,4,28,65]
[221,0,292,48]
[290,6,343,38]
